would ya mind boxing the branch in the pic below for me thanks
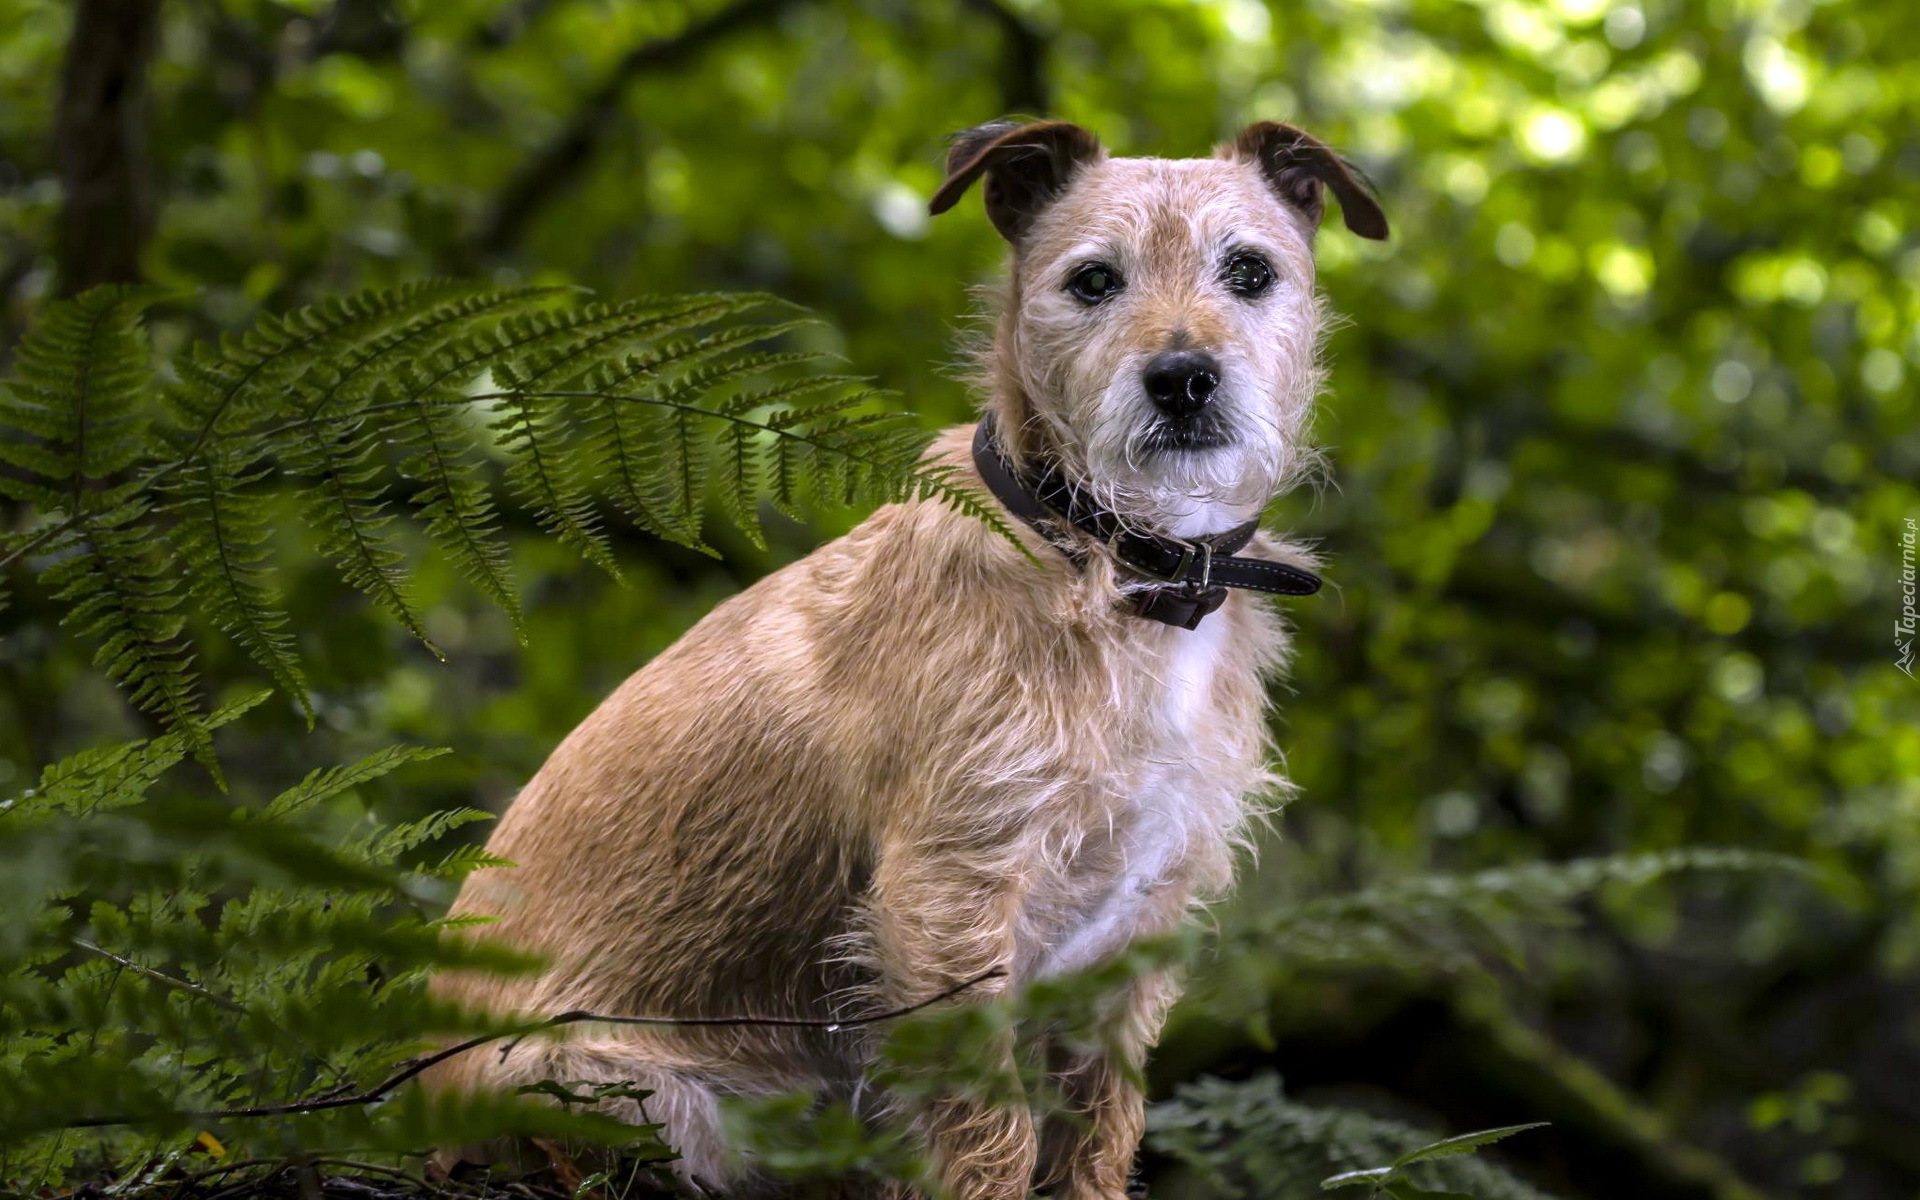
[60,967,1006,1130]
[471,0,807,258]
[957,0,1050,115]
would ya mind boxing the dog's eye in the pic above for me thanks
[1067,264,1123,305]
[1224,254,1275,298]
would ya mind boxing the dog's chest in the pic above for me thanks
[1027,617,1253,976]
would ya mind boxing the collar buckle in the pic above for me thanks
[970,414,1323,628]
[1113,531,1212,589]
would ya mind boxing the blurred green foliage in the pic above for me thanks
[2,0,1917,1197]
[1151,1075,1557,1200]
[0,694,683,1190]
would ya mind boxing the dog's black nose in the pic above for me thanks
[1144,350,1221,418]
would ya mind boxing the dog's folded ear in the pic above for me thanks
[1227,121,1389,241]
[929,120,1105,243]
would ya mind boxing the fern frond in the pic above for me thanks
[638,349,831,550]
[586,382,689,547]
[1219,848,1811,983]
[162,452,309,722]
[912,461,1028,550]
[396,395,525,632]
[163,280,484,450]
[0,289,212,750]
[383,293,772,418]
[370,296,768,568]
[503,292,787,390]
[152,291,561,714]
[714,421,766,547]
[1148,1075,1560,1200]
[0,285,172,508]
[479,305,807,568]
[286,418,435,653]
[43,499,208,764]
[424,844,518,879]
[2,283,1014,740]
[761,395,1021,546]
[263,745,452,821]
[596,316,821,396]
[304,288,567,638]
[573,323,824,548]
[5,690,267,821]
[488,361,621,579]
[354,806,494,864]
[283,285,572,431]
[1,724,641,1169]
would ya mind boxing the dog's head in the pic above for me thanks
[931,120,1387,537]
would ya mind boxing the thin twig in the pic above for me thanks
[72,939,247,1012]
[497,966,1006,1058]
[164,1156,287,1194]
[60,967,1005,1130]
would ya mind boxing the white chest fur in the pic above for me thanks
[1035,616,1247,977]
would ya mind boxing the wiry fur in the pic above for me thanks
[429,120,1376,1200]
[985,153,1327,540]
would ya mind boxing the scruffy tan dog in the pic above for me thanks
[431,119,1386,1199]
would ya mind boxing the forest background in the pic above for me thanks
[1,1,1916,1198]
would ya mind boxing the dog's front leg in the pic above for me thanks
[1038,970,1181,1200]
[868,851,1035,1200]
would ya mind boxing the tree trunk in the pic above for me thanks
[54,0,163,296]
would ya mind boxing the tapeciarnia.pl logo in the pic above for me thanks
[1900,516,1917,678]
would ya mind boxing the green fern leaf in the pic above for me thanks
[163,279,483,449]
[0,285,173,507]
[710,372,863,421]
[714,421,765,547]
[506,293,787,390]
[356,806,494,863]
[279,285,572,434]
[425,844,518,879]
[597,317,820,395]
[586,381,690,548]
[6,690,267,820]
[397,393,526,633]
[489,361,622,579]
[287,418,436,653]
[162,452,311,723]
[0,289,211,754]
[290,287,567,637]
[1,284,1017,747]
[1392,1123,1550,1168]
[370,295,775,573]
[661,405,712,549]
[264,745,452,821]
[44,500,208,766]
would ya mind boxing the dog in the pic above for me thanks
[428,118,1387,1200]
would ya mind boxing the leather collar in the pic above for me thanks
[970,413,1322,631]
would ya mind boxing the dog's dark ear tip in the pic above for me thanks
[1347,208,1390,240]
[1234,119,1391,242]
[927,120,1103,242]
